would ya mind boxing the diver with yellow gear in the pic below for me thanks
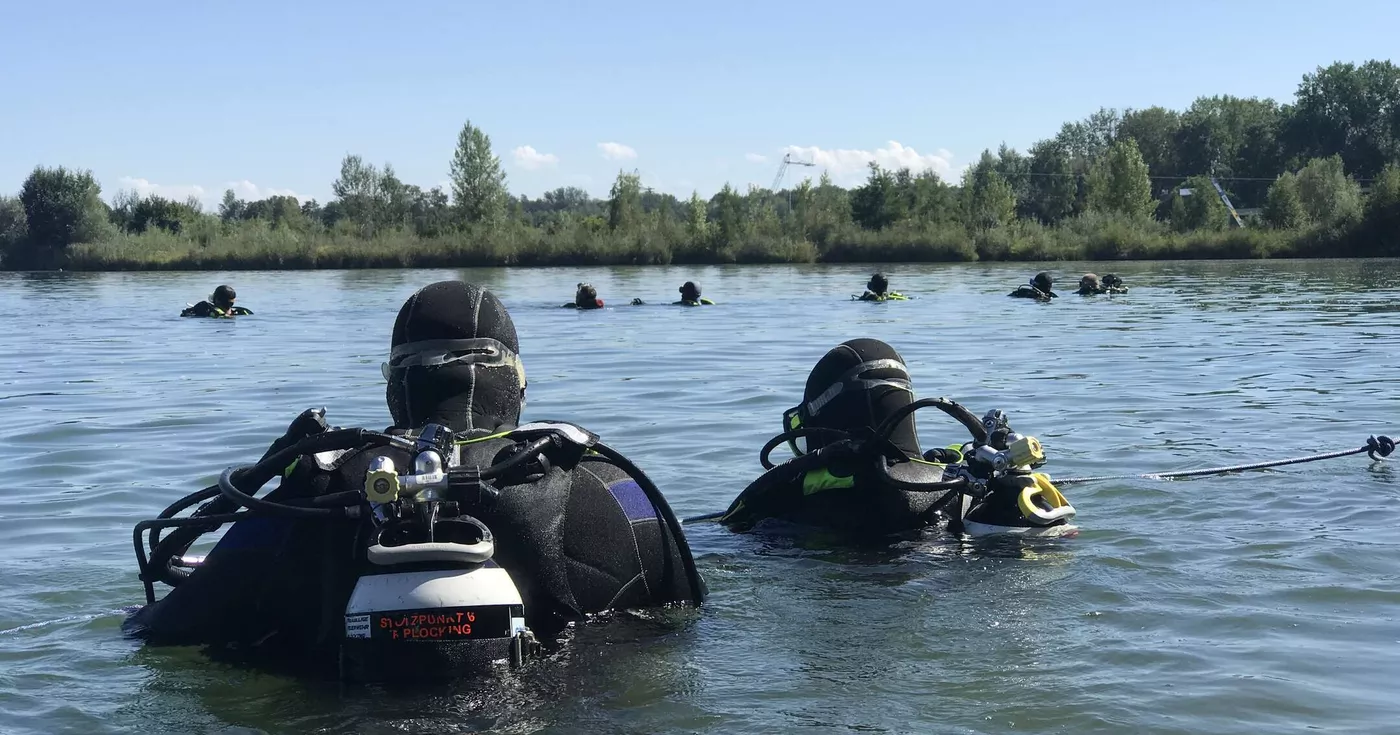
[854,273,907,302]
[718,339,1076,538]
[675,281,715,306]
[181,285,252,318]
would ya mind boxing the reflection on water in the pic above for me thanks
[1,259,1398,735]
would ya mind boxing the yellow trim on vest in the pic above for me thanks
[802,467,855,495]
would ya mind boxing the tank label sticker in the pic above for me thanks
[365,605,513,642]
[345,614,372,639]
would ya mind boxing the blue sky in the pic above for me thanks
[2,0,1396,207]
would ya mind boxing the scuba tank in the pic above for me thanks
[338,424,537,679]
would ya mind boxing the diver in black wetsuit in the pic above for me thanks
[719,338,1076,538]
[676,281,714,306]
[181,284,252,317]
[855,273,906,302]
[1009,272,1057,301]
[128,281,704,678]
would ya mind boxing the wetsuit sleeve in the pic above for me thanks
[719,459,809,530]
[562,459,701,612]
[180,301,216,317]
[232,306,253,315]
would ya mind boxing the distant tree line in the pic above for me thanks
[2,60,1398,269]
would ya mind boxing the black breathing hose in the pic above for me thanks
[214,428,411,518]
[475,436,555,480]
[875,397,987,445]
[134,428,414,597]
[758,427,861,470]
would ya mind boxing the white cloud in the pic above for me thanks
[780,141,956,185]
[115,177,207,203]
[110,177,306,210]
[221,180,303,202]
[511,145,559,170]
[745,153,768,163]
[597,142,637,160]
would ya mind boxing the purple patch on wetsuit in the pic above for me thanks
[609,479,656,522]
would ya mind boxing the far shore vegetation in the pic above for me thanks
[3,59,1399,272]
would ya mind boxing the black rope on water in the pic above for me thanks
[1055,435,1394,486]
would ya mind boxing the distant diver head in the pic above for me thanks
[867,273,889,294]
[1032,272,1053,292]
[679,281,701,301]
[1079,273,1100,291]
[385,281,525,433]
[788,338,919,456]
[212,284,236,309]
[1102,273,1123,288]
[575,283,601,309]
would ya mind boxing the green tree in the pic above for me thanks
[379,164,410,228]
[1262,173,1307,229]
[408,186,451,237]
[1085,139,1155,218]
[1364,163,1400,253]
[959,153,1016,229]
[710,183,746,254]
[1174,95,1283,208]
[18,165,111,251]
[685,191,710,241]
[850,162,904,229]
[0,195,27,256]
[218,189,245,222]
[1024,139,1077,224]
[331,154,382,231]
[1116,106,1182,177]
[1295,155,1363,226]
[607,169,643,231]
[115,193,202,234]
[1055,107,1120,168]
[993,144,1030,205]
[907,169,956,224]
[1366,163,1400,219]
[448,119,507,225]
[1284,60,1400,178]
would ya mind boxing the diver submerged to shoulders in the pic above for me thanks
[1075,273,1130,296]
[1010,272,1057,301]
[718,338,1076,539]
[181,284,252,317]
[564,283,605,309]
[854,273,907,302]
[675,281,714,306]
[127,280,705,680]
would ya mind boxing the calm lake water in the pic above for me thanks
[2,260,1398,735]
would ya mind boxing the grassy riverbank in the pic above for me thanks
[52,215,1390,271]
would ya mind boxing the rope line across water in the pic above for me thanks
[1054,435,1394,485]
